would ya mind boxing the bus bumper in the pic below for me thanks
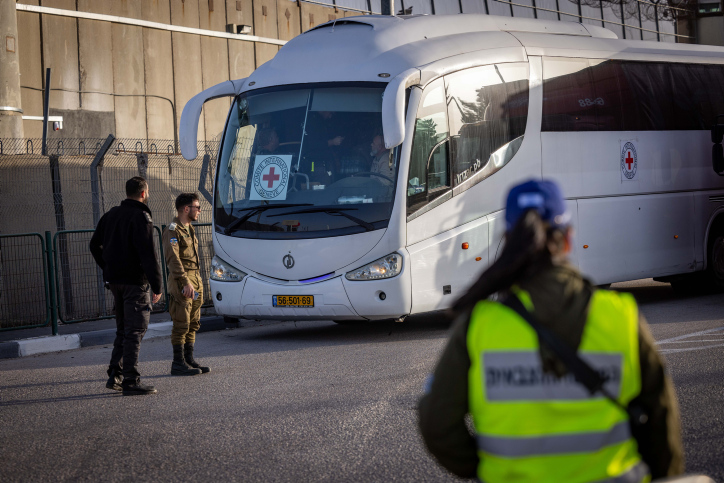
[209,271,410,321]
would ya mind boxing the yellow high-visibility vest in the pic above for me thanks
[467,289,649,483]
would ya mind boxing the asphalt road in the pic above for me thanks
[0,279,722,482]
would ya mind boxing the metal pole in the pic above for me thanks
[45,231,58,336]
[90,134,115,318]
[49,154,73,317]
[91,134,115,227]
[381,0,395,15]
[653,4,660,41]
[198,153,213,204]
[42,68,51,156]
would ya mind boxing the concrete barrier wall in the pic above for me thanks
[0,142,220,326]
[15,0,354,142]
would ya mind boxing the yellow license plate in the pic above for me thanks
[273,295,314,308]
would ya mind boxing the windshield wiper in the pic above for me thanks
[268,206,375,232]
[223,203,312,235]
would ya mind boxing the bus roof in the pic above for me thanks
[244,14,724,91]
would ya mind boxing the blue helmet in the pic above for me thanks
[505,179,570,231]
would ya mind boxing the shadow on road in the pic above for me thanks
[0,392,119,407]
[611,279,724,327]
[239,311,454,346]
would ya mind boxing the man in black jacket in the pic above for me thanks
[90,177,163,396]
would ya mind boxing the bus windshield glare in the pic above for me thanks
[215,83,397,239]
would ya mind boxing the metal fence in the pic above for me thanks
[0,136,220,333]
[0,233,50,331]
[305,0,690,42]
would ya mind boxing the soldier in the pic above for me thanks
[90,176,163,396]
[162,192,209,376]
[419,180,684,482]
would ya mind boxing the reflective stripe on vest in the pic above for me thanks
[476,420,631,457]
[467,289,646,483]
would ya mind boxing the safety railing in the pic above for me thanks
[52,228,170,324]
[40,223,213,327]
[0,233,52,332]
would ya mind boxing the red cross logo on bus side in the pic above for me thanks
[625,151,634,170]
[263,167,280,188]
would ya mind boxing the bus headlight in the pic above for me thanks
[345,253,402,281]
[210,256,247,282]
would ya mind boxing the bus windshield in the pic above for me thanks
[215,83,397,239]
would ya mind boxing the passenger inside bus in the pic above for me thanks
[256,127,281,155]
[369,133,394,180]
[216,85,398,236]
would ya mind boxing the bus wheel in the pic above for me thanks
[708,231,724,291]
[675,228,724,294]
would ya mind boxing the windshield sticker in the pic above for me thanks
[250,155,293,201]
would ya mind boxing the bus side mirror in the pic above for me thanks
[382,68,420,150]
[714,143,724,175]
[180,79,245,160]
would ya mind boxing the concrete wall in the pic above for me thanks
[698,16,724,46]
[14,0,347,145]
[142,0,176,141]
[16,1,44,138]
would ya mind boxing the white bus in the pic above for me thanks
[180,14,724,322]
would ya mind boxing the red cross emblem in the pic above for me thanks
[252,156,290,200]
[262,166,280,188]
[621,142,637,180]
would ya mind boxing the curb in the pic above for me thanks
[0,317,230,360]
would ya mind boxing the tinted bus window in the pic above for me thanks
[446,62,529,187]
[542,58,597,131]
[544,58,724,132]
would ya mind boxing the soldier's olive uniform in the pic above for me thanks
[162,218,203,345]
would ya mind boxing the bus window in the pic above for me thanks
[446,62,529,187]
[542,58,597,132]
[687,64,724,128]
[408,78,450,214]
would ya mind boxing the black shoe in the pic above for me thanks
[184,343,210,374]
[106,367,122,391]
[121,379,157,396]
[171,360,202,376]
[171,345,202,376]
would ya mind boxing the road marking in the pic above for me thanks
[657,327,724,344]
[656,326,724,354]
[659,343,724,354]
[661,339,724,343]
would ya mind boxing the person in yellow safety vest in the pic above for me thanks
[418,179,684,482]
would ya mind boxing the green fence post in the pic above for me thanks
[45,230,59,336]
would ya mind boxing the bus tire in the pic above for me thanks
[706,226,724,292]
[673,221,724,295]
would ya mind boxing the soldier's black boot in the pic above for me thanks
[171,344,202,376]
[121,378,157,396]
[184,342,210,374]
[106,366,122,391]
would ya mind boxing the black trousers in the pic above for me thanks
[108,283,152,382]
